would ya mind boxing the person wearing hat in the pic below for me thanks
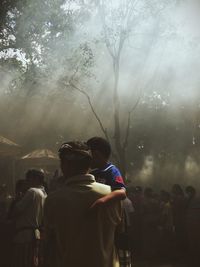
[44,141,122,267]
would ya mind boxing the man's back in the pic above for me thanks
[14,187,47,243]
[44,174,121,267]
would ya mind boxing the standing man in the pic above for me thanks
[44,141,122,267]
[12,169,47,267]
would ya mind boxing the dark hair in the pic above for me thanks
[26,169,44,184]
[144,187,153,198]
[87,137,111,159]
[59,141,92,172]
[135,186,143,193]
[185,186,196,195]
[161,190,170,200]
[172,184,184,196]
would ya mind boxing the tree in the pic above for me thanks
[0,0,89,83]
[98,0,142,176]
[67,0,169,177]
[1,0,192,184]
[64,0,142,177]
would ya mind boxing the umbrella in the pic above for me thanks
[0,136,20,157]
[21,149,59,166]
[0,136,20,194]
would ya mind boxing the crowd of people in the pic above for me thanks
[126,184,200,266]
[0,137,199,267]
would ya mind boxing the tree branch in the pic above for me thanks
[66,70,121,162]
[69,81,110,142]
[98,1,116,60]
[123,96,141,150]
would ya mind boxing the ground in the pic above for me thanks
[135,260,187,267]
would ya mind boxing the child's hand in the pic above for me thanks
[90,196,108,210]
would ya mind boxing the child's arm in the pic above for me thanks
[90,189,126,209]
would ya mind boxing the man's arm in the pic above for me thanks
[90,189,126,209]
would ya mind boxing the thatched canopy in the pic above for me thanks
[21,149,59,166]
[0,136,20,157]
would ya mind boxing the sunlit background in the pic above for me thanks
[1,0,200,188]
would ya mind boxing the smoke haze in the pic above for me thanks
[1,0,200,188]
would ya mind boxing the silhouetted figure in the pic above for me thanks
[1,180,28,267]
[158,191,174,260]
[12,169,47,267]
[185,186,200,267]
[87,137,130,267]
[141,188,160,259]
[185,186,196,206]
[0,184,11,220]
[130,186,144,257]
[44,141,122,267]
[7,179,28,220]
[171,184,187,259]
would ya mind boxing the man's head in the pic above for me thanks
[134,186,143,196]
[172,184,184,196]
[26,169,44,188]
[160,190,171,203]
[59,141,92,179]
[185,186,196,200]
[87,137,111,168]
[144,187,153,198]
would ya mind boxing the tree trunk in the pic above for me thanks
[112,57,127,178]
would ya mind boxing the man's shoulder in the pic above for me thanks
[91,163,121,178]
[26,187,37,196]
[107,164,121,174]
[47,186,75,204]
[106,164,125,188]
[91,182,112,195]
[28,187,46,197]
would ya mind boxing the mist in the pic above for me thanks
[1,0,200,188]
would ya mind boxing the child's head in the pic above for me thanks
[87,137,111,168]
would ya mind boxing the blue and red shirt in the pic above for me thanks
[91,163,125,190]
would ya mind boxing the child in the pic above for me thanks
[87,137,126,208]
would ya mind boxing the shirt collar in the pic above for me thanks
[91,163,113,173]
[65,174,95,186]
